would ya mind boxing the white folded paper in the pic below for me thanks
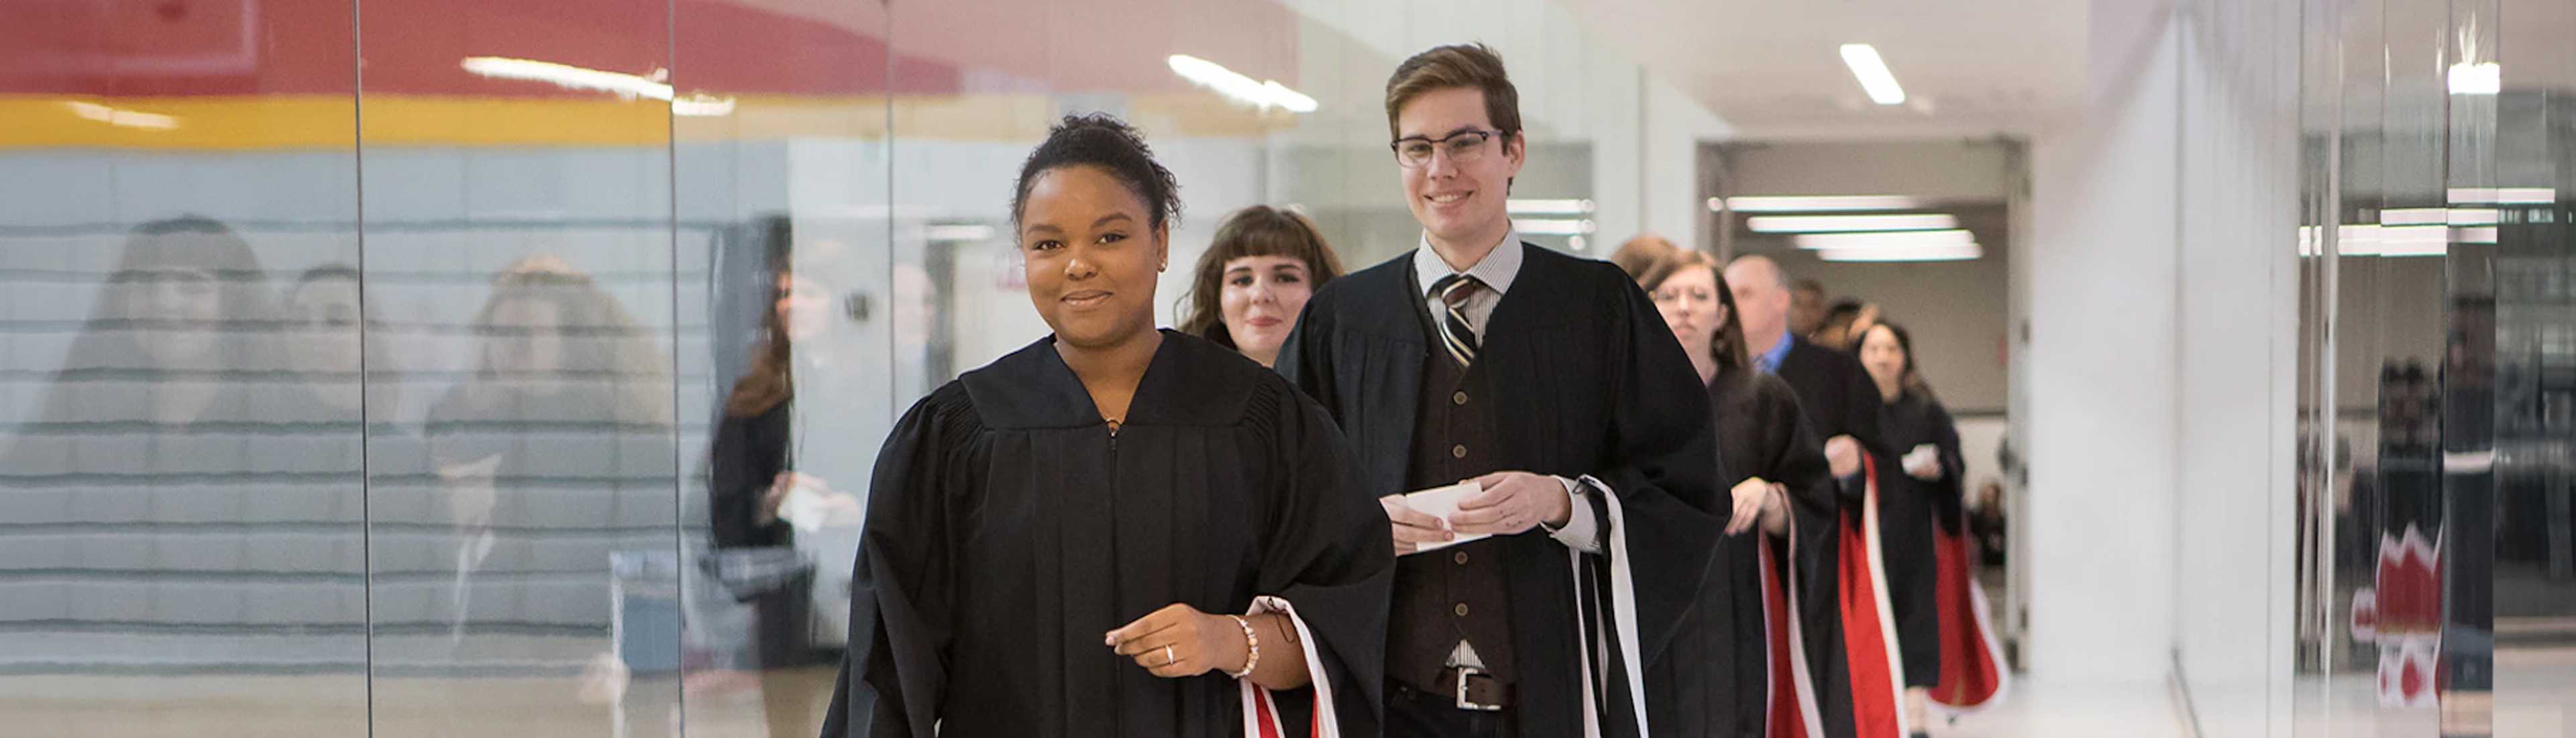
[1400,480,1490,555]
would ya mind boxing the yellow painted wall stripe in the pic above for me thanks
[1,93,1303,150]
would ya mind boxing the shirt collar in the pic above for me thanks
[1411,228,1525,297]
[1756,330,1795,374]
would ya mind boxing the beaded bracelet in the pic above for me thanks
[1225,614,1260,680]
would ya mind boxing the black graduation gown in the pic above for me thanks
[1872,390,1962,688]
[1279,244,1722,737]
[820,331,1394,738]
[1771,341,1904,738]
[1649,369,1840,737]
[1774,337,1884,456]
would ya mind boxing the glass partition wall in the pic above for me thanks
[0,0,1707,735]
[2294,0,2575,735]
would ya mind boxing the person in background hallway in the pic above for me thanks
[1811,299,1880,353]
[1725,257,1881,486]
[1178,205,1347,368]
[1622,246,1839,738]
[821,113,1391,737]
[1790,278,1829,339]
[1280,43,1720,738]
[1725,254,1911,738]
[1609,232,1678,278]
[1855,321,1953,729]
[706,237,867,738]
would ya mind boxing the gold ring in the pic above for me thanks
[1163,645,1177,666]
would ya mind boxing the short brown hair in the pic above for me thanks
[1178,205,1346,349]
[1385,43,1523,141]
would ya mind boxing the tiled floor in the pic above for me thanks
[1937,678,2189,737]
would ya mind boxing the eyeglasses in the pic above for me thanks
[1391,129,1504,168]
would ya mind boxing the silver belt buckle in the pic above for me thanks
[1453,666,1503,712]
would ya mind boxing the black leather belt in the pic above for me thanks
[1433,665,1509,711]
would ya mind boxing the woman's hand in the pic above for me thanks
[1725,477,1770,535]
[1105,603,1246,678]
[1902,443,1943,481]
[1760,482,1790,535]
[1824,435,1863,479]
[757,472,833,525]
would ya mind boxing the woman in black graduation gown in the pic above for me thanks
[1854,321,1961,722]
[1624,248,1841,738]
[821,114,1393,738]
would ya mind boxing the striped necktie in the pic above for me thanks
[1428,273,1482,368]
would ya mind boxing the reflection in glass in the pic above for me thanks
[0,217,369,734]
[705,234,860,738]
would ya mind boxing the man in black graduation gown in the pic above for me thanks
[1725,255,1885,470]
[1279,43,1721,738]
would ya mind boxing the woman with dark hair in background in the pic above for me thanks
[1177,205,1346,368]
[1623,248,1841,738]
[1856,321,2006,724]
[822,113,1391,737]
[706,237,868,737]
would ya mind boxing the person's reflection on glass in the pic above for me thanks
[707,248,863,737]
[0,215,284,670]
[424,255,672,657]
[6,215,276,434]
[282,264,400,421]
[714,259,864,550]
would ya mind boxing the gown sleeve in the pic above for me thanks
[1589,277,1725,662]
[1760,377,1839,533]
[1925,399,1969,535]
[1275,293,1338,416]
[1248,383,1395,736]
[821,387,977,738]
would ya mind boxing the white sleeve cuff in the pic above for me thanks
[1544,476,1605,554]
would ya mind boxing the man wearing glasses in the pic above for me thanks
[1279,43,1721,738]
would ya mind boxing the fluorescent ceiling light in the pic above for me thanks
[1818,243,1980,262]
[63,101,178,129]
[1793,229,1974,250]
[1726,195,1922,213]
[1514,218,1597,236]
[1746,213,1957,233]
[1167,54,1318,113]
[2309,224,2449,258]
[1839,44,1907,105]
[461,56,736,116]
[2447,187,2555,204]
[1507,199,1595,215]
[2379,208,2499,226]
[924,224,996,242]
[2448,62,2500,95]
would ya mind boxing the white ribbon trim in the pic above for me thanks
[1239,595,1339,738]
[1566,475,1648,737]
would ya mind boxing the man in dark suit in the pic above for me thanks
[1280,42,1721,738]
[1725,255,1883,472]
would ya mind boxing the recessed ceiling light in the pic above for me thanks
[1839,44,1907,105]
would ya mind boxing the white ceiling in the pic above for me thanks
[1560,0,2086,140]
